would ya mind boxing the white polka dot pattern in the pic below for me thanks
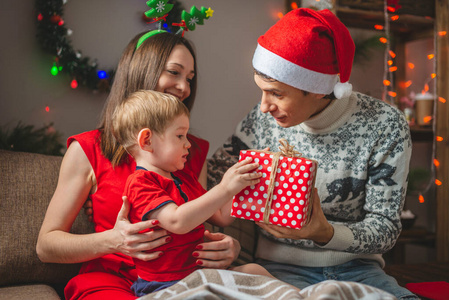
[231,150,317,229]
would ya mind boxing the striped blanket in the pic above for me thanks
[139,269,397,300]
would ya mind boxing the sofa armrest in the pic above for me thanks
[0,150,94,288]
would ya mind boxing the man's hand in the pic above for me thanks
[257,189,334,245]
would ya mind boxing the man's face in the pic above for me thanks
[254,74,330,128]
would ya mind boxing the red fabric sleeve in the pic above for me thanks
[184,134,209,179]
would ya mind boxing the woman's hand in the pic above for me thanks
[256,189,334,245]
[192,230,241,269]
[83,198,93,222]
[112,196,171,261]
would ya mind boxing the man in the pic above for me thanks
[208,8,416,299]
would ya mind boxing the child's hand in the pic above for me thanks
[220,157,261,197]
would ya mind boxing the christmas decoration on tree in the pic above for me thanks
[144,0,174,19]
[143,0,173,32]
[142,1,185,33]
[35,0,184,92]
[175,6,213,36]
[0,122,64,156]
[35,0,115,92]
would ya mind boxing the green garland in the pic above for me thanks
[35,0,184,92]
[0,122,64,156]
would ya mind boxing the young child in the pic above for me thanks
[112,90,273,296]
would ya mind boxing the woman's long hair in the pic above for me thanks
[99,32,197,166]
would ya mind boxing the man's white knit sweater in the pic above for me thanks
[208,92,412,268]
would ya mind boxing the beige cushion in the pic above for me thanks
[0,284,60,300]
[0,150,94,287]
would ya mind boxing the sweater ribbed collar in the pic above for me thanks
[299,93,357,134]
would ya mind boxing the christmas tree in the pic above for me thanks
[182,6,211,31]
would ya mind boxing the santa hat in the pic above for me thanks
[252,8,355,99]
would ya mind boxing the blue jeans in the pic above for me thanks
[131,278,179,297]
[257,258,418,300]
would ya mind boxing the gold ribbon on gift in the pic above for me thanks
[263,139,302,224]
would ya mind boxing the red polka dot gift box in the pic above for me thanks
[231,139,317,229]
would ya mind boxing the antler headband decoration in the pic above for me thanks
[136,0,214,49]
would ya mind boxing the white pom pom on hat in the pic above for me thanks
[252,8,355,99]
[334,82,353,99]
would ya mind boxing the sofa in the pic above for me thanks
[3,149,433,300]
[0,149,257,299]
[0,150,94,299]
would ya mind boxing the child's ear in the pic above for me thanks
[137,128,153,152]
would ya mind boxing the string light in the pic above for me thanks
[419,194,425,203]
[434,159,440,167]
[438,97,446,103]
[408,62,415,69]
[398,80,412,88]
[423,116,433,123]
[97,70,108,79]
[51,64,59,76]
[290,2,298,9]
[374,24,384,30]
[70,79,78,89]
[45,106,50,112]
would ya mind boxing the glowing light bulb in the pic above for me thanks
[379,37,387,44]
[418,194,425,203]
[45,106,50,112]
[383,80,391,86]
[408,63,415,69]
[97,70,108,79]
[436,136,444,142]
[51,65,59,76]
[388,91,397,97]
[438,97,446,103]
[71,79,78,89]
[374,25,384,30]
[423,116,432,123]
[435,179,442,186]
[434,159,440,167]
[389,66,397,72]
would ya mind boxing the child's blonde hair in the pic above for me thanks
[112,90,190,162]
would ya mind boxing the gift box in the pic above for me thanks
[231,139,317,229]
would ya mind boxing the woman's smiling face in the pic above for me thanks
[155,44,195,102]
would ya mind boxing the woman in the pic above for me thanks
[36,31,241,300]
